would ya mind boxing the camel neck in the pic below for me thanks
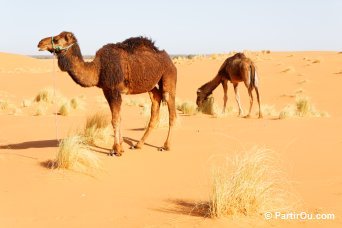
[57,44,100,87]
[200,74,222,96]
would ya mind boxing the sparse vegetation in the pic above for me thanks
[70,97,85,110]
[278,105,296,119]
[278,96,329,119]
[198,96,219,115]
[83,112,112,145]
[177,101,198,115]
[35,104,47,116]
[58,102,71,116]
[22,99,32,108]
[209,147,299,218]
[257,104,278,117]
[34,87,59,103]
[0,99,9,110]
[54,135,101,173]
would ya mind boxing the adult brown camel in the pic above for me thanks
[196,53,262,118]
[37,32,177,156]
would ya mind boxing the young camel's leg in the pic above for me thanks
[255,86,262,118]
[132,87,162,149]
[233,83,244,116]
[246,86,254,118]
[221,79,228,113]
[103,89,123,156]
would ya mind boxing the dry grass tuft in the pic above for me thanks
[295,96,313,117]
[0,99,9,110]
[209,147,299,218]
[257,104,278,117]
[198,96,219,115]
[54,135,101,173]
[22,99,32,108]
[83,112,112,145]
[278,105,296,119]
[278,96,329,119]
[34,87,60,103]
[35,104,47,116]
[70,97,85,110]
[178,101,198,115]
[58,102,71,116]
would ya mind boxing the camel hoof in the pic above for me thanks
[159,145,170,151]
[108,150,122,157]
[244,115,251,119]
[131,143,142,150]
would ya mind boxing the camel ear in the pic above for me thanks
[65,33,73,42]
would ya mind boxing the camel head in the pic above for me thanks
[38,31,77,54]
[196,88,211,107]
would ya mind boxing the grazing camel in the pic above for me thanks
[38,32,177,156]
[196,53,262,118]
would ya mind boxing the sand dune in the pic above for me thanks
[1,51,342,227]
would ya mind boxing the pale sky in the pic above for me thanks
[1,0,341,55]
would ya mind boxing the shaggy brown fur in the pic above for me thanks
[38,31,177,156]
[196,53,262,118]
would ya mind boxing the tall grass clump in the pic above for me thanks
[34,87,59,103]
[0,99,9,110]
[55,135,100,173]
[58,102,71,116]
[83,112,112,145]
[210,147,298,218]
[295,96,312,117]
[278,96,329,119]
[198,96,219,115]
[178,101,198,115]
[70,97,85,110]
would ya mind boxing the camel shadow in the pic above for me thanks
[85,137,160,156]
[154,199,211,218]
[0,139,59,150]
[123,137,160,150]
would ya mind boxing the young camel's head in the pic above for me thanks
[38,31,77,54]
[196,88,211,108]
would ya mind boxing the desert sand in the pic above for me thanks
[1,51,342,227]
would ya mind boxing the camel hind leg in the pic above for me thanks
[160,68,177,151]
[133,87,162,149]
[255,86,262,118]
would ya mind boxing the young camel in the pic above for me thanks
[38,32,177,156]
[196,53,262,118]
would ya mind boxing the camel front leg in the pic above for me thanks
[222,79,228,113]
[233,83,244,116]
[103,89,124,156]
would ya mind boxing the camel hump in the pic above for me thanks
[104,36,160,53]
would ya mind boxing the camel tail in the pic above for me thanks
[249,64,258,90]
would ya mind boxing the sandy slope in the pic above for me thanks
[0,51,342,227]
